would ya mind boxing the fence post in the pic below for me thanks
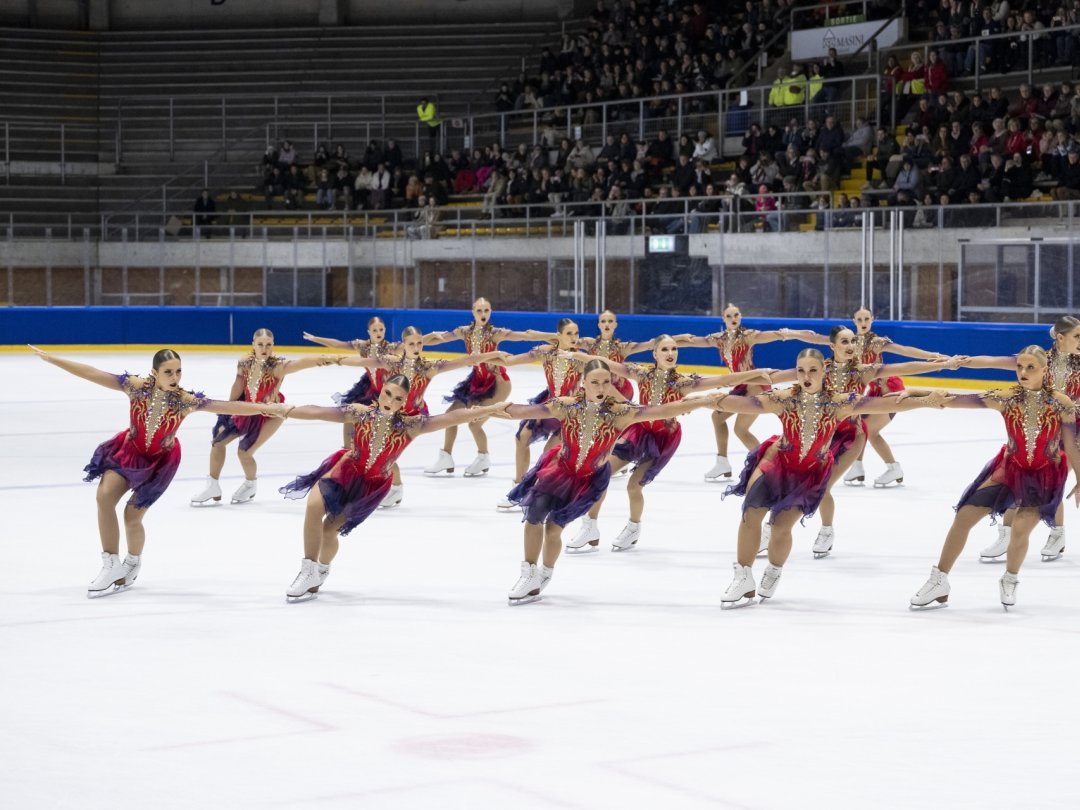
[169,98,174,161]
[60,124,66,185]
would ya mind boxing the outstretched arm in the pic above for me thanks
[559,350,633,378]
[881,341,949,361]
[847,390,950,416]
[779,328,830,345]
[870,358,960,379]
[338,355,392,370]
[713,393,780,415]
[498,328,560,342]
[766,368,797,384]
[279,404,350,423]
[958,355,1016,371]
[421,329,462,347]
[202,400,287,417]
[434,350,512,374]
[671,333,714,349]
[502,400,558,420]
[302,332,355,350]
[417,401,509,434]
[627,393,720,424]
[708,368,773,388]
[500,347,548,368]
[618,338,661,356]
[29,346,123,391]
[280,354,342,375]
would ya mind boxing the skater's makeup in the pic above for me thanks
[795,349,825,392]
[1015,348,1047,388]
[400,327,424,356]
[722,304,741,328]
[152,358,182,390]
[853,308,874,333]
[471,297,492,325]
[652,336,678,366]
[828,327,857,360]
[251,328,274,359]
[598,310,618,334]
[378,379,410,411]
[556,319,580,349]
[367,317,386,341]
[1051,316,1080,354]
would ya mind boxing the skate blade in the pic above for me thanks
[873,479,904,488]
[611,542,638,552]
[463,469,489,478]
[755,547,769,557]
[566,541,600,554]
[908,598,949,611]
[843,477,865,486]
[286,592,318,604]
[190,499,223,507]
[720,593,757,610]
[1041,552,1064,562]
[979,555,1007,564]
[379,500,402,510]
[704,474,732,483]
[87,582,130,599]
[812,549,832,559]
[496,504,522,512]
[423,468,455,477]
[230,496,256,505]
[508,593,542,606]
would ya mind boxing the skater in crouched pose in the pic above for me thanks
[498,359,722,605]
[191,328,340,507]
[335,326,510,509]
[717,348,946,608]
[423,297,557,478]
[910,347,1080,611]
[563,337,772,553]
[30,345,282,598]
[278,375,507,602]
[960,315,1080,564]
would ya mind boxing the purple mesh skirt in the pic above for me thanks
[611,420,682,486]
[828,417,867,462]
[955,446,1068,528]
[279,448,392,536]
[445,365,508,406]
[333,373,379,406]
[725,436,833,522]
[516,389,560,443]
[211,412,276,452]
[508,447,612,526]
[83,431,181,509]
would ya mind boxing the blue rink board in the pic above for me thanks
[0,306,1054,383]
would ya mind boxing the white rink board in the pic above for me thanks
[1,350,1077,810]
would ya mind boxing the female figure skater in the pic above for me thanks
[769,326,960,558]
[30,346,285,598]
[277,376,507,602]
[563,337,771,552]
[715,348,945,608]
[422,297,557,477]
[910,346,1080,610]
[191,328,340,506]
[800,308,947,487]
[578,309,665,401]
[956,315,1080,563]
[498,359,722,605]
[675,302,801,482]
[335,326,510,508]
[303,316,441,448]
[495,317,586,509]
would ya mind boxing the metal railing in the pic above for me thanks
[1,121,106,184]
[791,0,883,30]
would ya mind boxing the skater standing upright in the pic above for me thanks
[191,328,340,507]
[30,346,283,597]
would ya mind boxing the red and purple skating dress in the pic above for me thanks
[610,364,699,485]
[516,348,583,444]
[85,374,211,508]
[508,395,634,525]
[955,387,1075,526]
[445,324,509,406]
[335,339,395,406]
[212,355,285,451]
[710,328,770,396]
[583,336,634,400]
[279,406,423,535]
[824,358,869,461]
[383,355,448,417]
[1045,347,1080,402]
[857,332,905,398]
[726,390,852,521]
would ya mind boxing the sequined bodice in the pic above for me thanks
[856,332,887,365]
[464,323,498,355]
[991,387,1068,467]
[555,397,626,471]
[1045,348,1080,401]
[716,328,754,372]
[123,376,207,454]
[774,391,843,464]
[543,350,581,397]
[388,355,436,414]
[238,355,283,404]
[590,337,626,363]
[823,359,864,395]
[347,408,417,475]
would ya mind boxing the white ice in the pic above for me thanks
[2,350,1078,810]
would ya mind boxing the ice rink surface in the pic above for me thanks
[2,350,1078,810]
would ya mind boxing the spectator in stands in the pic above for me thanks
[949,152,983,199]
[333,165,354,210]
[688,182,721,233]
[406,196,440,240]
[494,83,514,113]
[811,193,832,230]
[925,48,949,96]
[369,163,392,210]
[1003,151,1034,199]
[842,117,874,165]
[776,174,809,232]
[353,164,372,209]
[417,97,441,151]
[750,152,780,190]
[193,189,216,238]
[263,166,284,207]
[742,123,763,160]
[568,138,595,170]
[259,144,278,178]
[866,127,900,187]
[383,140,403,172]
[604,185,632,234]
[979,152,1008,201]
[221,190,246,236]
[692,129,717,162]
[1052,147,1080,200]
[965,7,1000,75]
[645,129,675,178]
[769,65,788,107]
[880,54,904,125]
[889,157,922,205]
[1009,83,1039,127]
[315,169,334,210]
[1051,6,1078,65]
[305,143,329,185]
[816,115,845,160]
[672,153,695,193]
[277,140,297,171]
[598,134,620,164]
[283,164,307,210]
[755,184,778,231]
[330,144,350,172]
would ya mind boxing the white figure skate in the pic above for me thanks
[611,521,640,552]
[566,516,600,553]
[704,455,732,482]
[463,453,491,477]
[758,564,783,601]
[87,552,128,598]
[190,476,222,506]
[231,478,257,504]
[424,450,455,476]
[1041,527,1065,562]
[979,525,1011,562]
[286,559,322,603]
[721,563,757,609]
[813,526,835,559]
[508,562,543,606]
[843,460,865,486]
[873,462,904,487]
[999,572,1019,609]
[379,484,403,509]
[909,566,950,610]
